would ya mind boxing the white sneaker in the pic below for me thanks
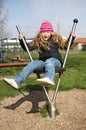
[36,77,55,86]
[3,78,19,89]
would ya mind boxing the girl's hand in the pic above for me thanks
[71,32,76,37]
[18,34,24,40]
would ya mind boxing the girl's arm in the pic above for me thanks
[19,34,35,51]
[67,32,76,45]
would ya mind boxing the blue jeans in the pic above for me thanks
[13,58,61,86]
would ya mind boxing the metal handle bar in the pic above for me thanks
[52,19,78,103]
[16,25,33,61]
[62,19,78,68]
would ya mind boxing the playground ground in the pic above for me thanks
[0,88,86,130]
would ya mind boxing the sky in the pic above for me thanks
[4,0,86,38]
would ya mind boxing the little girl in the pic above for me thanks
[4,21,75,89]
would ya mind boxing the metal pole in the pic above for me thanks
[48,77,61,118]
[49,19,78,118]
[48,102,57,118]
[16,25,33,61]
[52,19,78,103]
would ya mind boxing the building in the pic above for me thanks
[0,38,33,49]
[74,38,86,51]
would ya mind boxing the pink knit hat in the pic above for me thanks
[40,21,53,32]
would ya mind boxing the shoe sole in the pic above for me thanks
[36,80,54,87]
[3,79,18,90]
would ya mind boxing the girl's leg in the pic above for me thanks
[13,60,45,86]
[44,58,61,82]
[36,58,61,86]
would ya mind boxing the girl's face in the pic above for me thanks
[41,31,51,41]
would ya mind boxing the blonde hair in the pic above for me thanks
[30,31,67,51]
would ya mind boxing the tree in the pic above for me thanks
[0,0,8,39]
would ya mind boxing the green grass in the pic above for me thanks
[0,81,19,100]
[0,51,86,100]
[40,103,59,117]
[61,51,86,90]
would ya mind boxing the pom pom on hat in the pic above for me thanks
[40,21,53,32]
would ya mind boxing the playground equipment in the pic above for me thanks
[16,19,78,118]
[0,19,78,118]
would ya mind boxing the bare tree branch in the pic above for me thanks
[0,0,8,39]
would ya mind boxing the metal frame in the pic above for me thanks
[16,19,78,118]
